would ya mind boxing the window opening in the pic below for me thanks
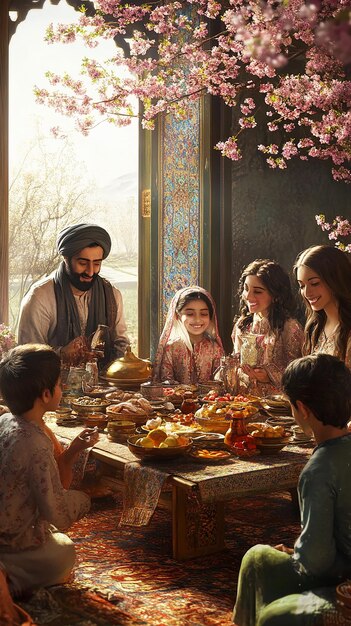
[9,1,138,350]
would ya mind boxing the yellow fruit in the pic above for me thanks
[148,428,167,445]
[159,442,168,448]
[163,436,179,448]
[140,436,155,448]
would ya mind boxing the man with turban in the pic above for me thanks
[18,223,129,365]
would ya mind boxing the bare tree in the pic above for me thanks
[107,196,138,259]
[9,133,98,329]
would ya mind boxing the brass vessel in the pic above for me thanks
[103,346,152,381]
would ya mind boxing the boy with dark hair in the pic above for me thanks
[0,344,97,625]
[233,354,351,626]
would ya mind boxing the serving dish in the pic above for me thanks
[56,416,85,427]
[106,420,136,442]
[336,582,351,620]
[194,407,260,435]
[266,416,296,427]
[189,448,231,463]
[71,397,110,414]
[127,434,193,460]
[336,582,351,609]
[261,396,291,416]
[194,415,231,434]
[191,432,225,449]
[106,404,148,425]
[105,390,141,403]
[141,421,200,436]
[254,436,291,454]
[106,409,148,425]
[100,376,150,390]
[83,413,108,430]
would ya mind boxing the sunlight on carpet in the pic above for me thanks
[19,492,300,626]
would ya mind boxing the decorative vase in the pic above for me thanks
[224,410,257,454]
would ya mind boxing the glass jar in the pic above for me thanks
[181,397,198,414]
[84,359,99,388]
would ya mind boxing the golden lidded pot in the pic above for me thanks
[102,346,152,383]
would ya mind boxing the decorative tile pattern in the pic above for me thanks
[160,102,201,326]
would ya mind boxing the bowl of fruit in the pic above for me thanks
[246,422,290,454]
[127,429,193,460]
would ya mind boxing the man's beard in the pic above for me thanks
[65,260,98,292]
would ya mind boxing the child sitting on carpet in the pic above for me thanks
[153,285,224,384]
[0,344,98,625]
[233,353,351,626]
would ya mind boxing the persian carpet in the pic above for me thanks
[19,491,300,626]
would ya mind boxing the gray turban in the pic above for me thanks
[57,223,112,259]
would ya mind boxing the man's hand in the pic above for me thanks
[61,336,90,366]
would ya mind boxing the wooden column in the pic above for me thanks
[0,2,9,324]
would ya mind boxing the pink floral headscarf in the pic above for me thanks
[153,286,223,380]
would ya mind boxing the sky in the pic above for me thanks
[9,1,138,189]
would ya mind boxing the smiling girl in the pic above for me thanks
[294,245,351,368]
[153,286,224,384]
[232,259,304,396]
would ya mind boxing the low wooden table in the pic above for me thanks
[51,421,311,560]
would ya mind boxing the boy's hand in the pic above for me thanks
[274,543,294,554]
[72,427,99,451]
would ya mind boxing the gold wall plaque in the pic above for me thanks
[141,189,151,217]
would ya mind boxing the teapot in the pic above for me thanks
[103,346,152,381]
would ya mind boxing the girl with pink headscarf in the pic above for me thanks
[153,286,224,385]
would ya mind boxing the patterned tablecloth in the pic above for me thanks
[50,420,312,525]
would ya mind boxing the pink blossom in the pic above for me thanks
[215,137,241,160]
[35,0,351,196]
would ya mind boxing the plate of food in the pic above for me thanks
[141,416,201,437]
[71,396,111,414]
[254,437,291,454]
[191,432,225,449]
[56,416,84,427]
[246,421,288,439]
[189,448,231,463]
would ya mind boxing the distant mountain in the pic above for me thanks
[95,171,138,202]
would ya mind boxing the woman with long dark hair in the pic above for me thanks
[232,259,304,395]
[294,245,351,368]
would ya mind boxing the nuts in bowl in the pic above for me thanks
[71,396,111,414]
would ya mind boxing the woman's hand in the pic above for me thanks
[274,543,294,554]
[241,365,270,383]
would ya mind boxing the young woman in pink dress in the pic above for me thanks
[294,244,351,368]
[153,286,224,385]
[232,259,304,396]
